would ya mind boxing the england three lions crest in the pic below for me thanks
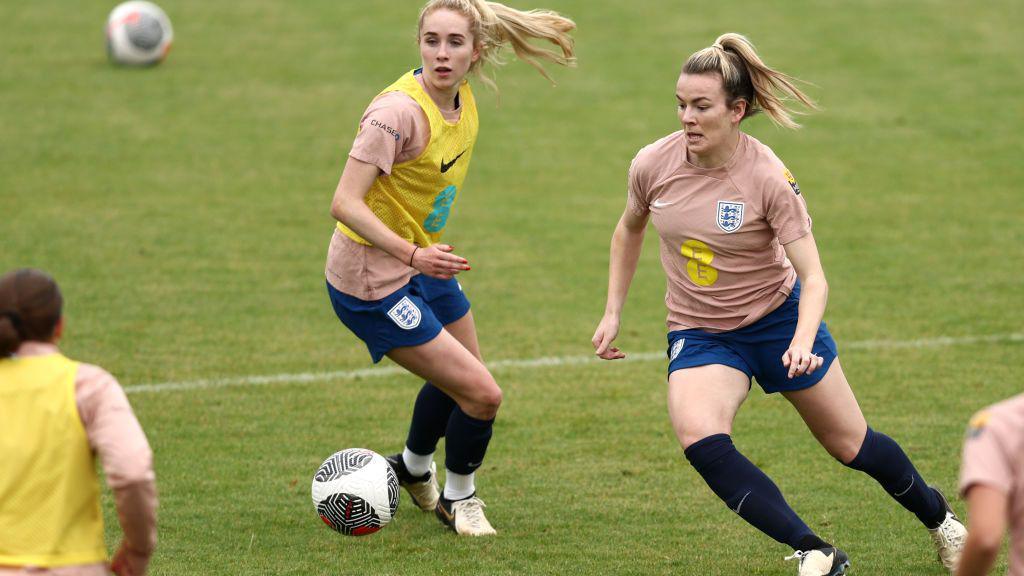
[387,297,422,330]
[716,201,745,233]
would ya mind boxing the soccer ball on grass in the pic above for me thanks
[311,449,400,536]
[106,1,173,66]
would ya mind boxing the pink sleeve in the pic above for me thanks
[348,92,425,175]
[76,364,158,555]
[626,150,652,216]
[762,160,812,245]
[960,407,1016,497]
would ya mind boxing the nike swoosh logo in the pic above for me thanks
[437,505,455,522]
[652,199,674,208]
[732,491,751,514]
[440,149,468,173]
[894,475,914,497]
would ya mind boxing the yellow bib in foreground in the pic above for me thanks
[339,69,479,247]
[0,353,106,567]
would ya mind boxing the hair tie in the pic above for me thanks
[711,42,725,51]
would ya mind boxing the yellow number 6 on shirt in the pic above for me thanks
[680,239,718,286]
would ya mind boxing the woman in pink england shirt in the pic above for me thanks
[591,34,966,576]
[957,394,1024,576]
[0,269,157,576]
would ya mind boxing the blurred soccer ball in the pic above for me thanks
[106,1,173,66]
[311,449,399,536]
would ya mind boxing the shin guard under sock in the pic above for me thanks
[685,434,817,549]
[844,427,944,528]
[404,382,457,457]
[444,407,494,475]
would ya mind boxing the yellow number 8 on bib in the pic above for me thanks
[680,239,718,286]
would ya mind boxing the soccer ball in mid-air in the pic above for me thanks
[106,1,173,66]
[311,449,399,536]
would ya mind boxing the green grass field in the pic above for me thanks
[2,0,1022,574]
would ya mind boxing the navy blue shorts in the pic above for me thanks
[666,282,838,393]
[327,275,471,363]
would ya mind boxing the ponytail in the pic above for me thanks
[684,33,817,129]
[0,310,22,358]
[418,0,576,91]
[0,269,63,357]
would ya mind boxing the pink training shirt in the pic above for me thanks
[326,78,462,301]
[628,131,812,332]
[0,342,157,576]
[960,394,1024,576]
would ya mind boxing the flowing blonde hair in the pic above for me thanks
[683,33,817,129]
[418,0,576,90]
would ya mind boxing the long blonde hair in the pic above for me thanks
[418,0,576,90]
[683,33,817,129]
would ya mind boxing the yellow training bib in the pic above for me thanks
[338,69,479,247]
[0,353,107,567]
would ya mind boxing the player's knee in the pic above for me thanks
[674,419,728,450]
[465,379,501,419]
[480,384,503,416]
[829,436,864,465]
[680,428,719,450]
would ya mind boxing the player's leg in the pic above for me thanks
[671,365,835,554]
[782,360,966,569]
[388,312,481,506]
[387,330,499,536]
[430,311,497,532]
[435,312,487,494]
[444,310,482,360]
[388,279,478,509]
[387,380,452,510]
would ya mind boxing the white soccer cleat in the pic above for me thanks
[784,547,850,576]
[435,494,497,536]
[384,454,439,511]
[929,487,967,572]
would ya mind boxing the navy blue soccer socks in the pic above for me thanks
[404,382,494,476]
[405,382,457,456]
[444,408,494,475]
[684,434,817,549]
[843,427,945,528]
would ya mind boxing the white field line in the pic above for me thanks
[124,331,1023,395]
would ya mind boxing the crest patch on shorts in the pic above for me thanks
[669,339,685,361]
[716,201,745,233]
[387,297,422,330]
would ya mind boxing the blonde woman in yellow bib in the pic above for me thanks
[0,269,156,576]
[325,0,574,536]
